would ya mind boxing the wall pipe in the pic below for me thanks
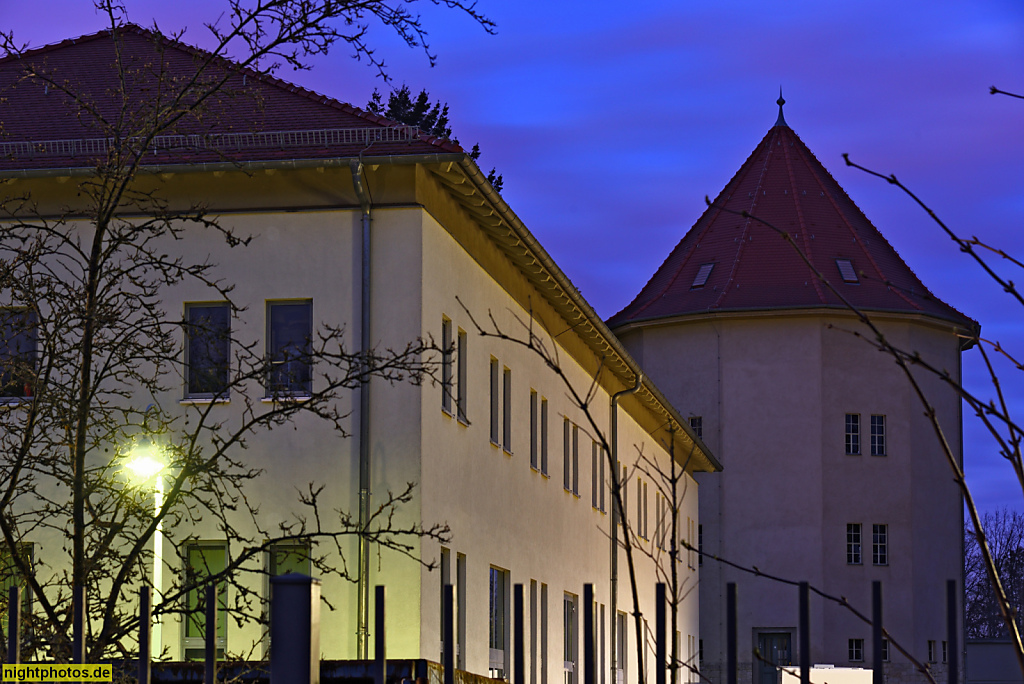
[609,372,642,684]
[350,159,373,659]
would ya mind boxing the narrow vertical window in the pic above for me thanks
[847,524,862,565]
[870,415,886,456]
[941,640,947,663]
[457,553,467,669]
[490,358,500,445]
[541,583,549,684]
[563,418,572,491]
[186,303,230,399]
[489,566,509,679]
[636,479,643,539]
[927,640,936,663]
[655,494,663,550]
[541,399,549,475]
[845,413,860,454]
[184,542,228,660]
[572,424,579,496]
[267,301,312,396]
[591,441,600,509]
[0,308,37,400]
[599,445,605,512]
[563,593,577,684]
[503,367,512,452]
[615,613,627,684]
[0,543,34,637]
[457,330,468,422]
[881,639,889,662]
[688,416,702,440]
[530,391,539,470]
[643,482,649,540]
[441,317,453,414]
[530,580,538,684]
[872,524,888,566]
[698,524,703,566]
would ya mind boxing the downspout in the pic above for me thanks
[351,159,373,659]
[610,372,643,684]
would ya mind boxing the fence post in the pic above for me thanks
[138,587,151,684]
[7,586,20,665]
[270,573,321,684]
[515,584,525,684]
[205,583,217,684]
[444,584,454,684]
[872,581,882,684]
[655,584,665,684]
[584,584,594,684]
[726,583,736,684]
[947,579,959,684]
[375,586,386,684]
[799,582,808,684]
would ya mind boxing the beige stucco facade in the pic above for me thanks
[615,309,966,683]
[4,161,715,681]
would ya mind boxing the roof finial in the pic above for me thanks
[775,87,788,127]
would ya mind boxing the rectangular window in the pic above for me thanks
[698,524,703,566]
[563,593,577,684]
[0,543,34,639]
[591,442,605,511]
[503,367,512,452]
[184,541,228,660]
[845,413,860,455]
[927,640,936,663]
[942,640,947,663]
[881,638,889,662]
[870,415,886,456]
[873,524,888,566]
[531,391,539,470]
[266,539,311,655]
[0,308,37,400]
[655,493,664,550]
[541,399,549,476]
[489,566,510,679]
[644,482,649,540]
[266,301,312,396]
[490,358,500,445]
[541,583,549,684]
[457,553,467,669]
[572,425,579,495]
[698,638,703,665]
[688,416,702,440]
[457,330,468,423]
[442,317,453,414]
[531,580,538,684]
[186,303,230,399]
[615,612,627,684]
[849,638,863,662]
[564,418,572,491]
[847,524,862,565]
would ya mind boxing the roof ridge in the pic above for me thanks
[780,128,827,304]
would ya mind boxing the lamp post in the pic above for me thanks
[126,441,165,660]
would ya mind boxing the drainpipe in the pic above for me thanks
[351,159,373,659]
[610,372,643,684]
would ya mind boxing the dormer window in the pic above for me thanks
[692,263,715,289]
[836,259,859,283]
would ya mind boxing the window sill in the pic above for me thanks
[181,397,230,405]
[261,396,312,404]
[0,397,31,406]
[503,448,513,457]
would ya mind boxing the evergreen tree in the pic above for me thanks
[367,86,503,193]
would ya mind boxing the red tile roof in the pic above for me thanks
[608,111,975,331]
[0,25,462,172]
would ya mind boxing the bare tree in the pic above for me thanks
[965,508,1024,639]
[0,0,492,662]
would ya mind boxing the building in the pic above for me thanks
[0,26,719,679]
[608,99,976,683]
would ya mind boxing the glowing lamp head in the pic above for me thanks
[125,441,165,482]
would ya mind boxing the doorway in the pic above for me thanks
[756,632,792,684]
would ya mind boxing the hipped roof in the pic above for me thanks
[608,108,976,334]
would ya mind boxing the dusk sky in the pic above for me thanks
[4,0,1024,514]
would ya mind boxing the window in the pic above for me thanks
[881,638,889,662]
[636,479,648,540]
[266,301,312,396]
[264,540,310,655]
[541,583,549,684]
[591,441,605,511]
[489,567,510,679]
[615,612,627,684]
[563,593,577,684]
[698,524,703,566]
[186,303,230,399]
[490,359,500,445]
[698,639,703,665]
[503,367,512,453]
[0,308,37,400]
[541,399,549,476]
[849,638,863,662]
[457,330,468,423]
[0,543,34,639]
[927,640,936,663]
[870,415,886,456]
[572,425,579,495]
[691,263,714,289]
[442,318,453,414]
[564,420,578,495]
[872,524,888,566]
[531,391,540,469]
[942,640,947,663]
[688,416,702,440]
[836,258,859,283]
[655,493,664,550]
[845,413,860,455]
[184,541,228,660]
[847,524,862,565]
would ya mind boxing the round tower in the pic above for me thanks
[608,100,976,684]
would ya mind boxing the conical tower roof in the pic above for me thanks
[608,100,975,333]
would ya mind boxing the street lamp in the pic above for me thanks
[125,439,166,660]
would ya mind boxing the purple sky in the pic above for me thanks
[4,0,1024,514]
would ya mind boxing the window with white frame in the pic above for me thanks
[489,566,509,679]
[845,413,860,455]
[0,308,38,400]
[872,524,888,566]
[688,416,702,440]
[870,415,886,456]
[847,524,862,565]
[849,638,863,662]
[563,593,577,684]
[927,640,936,663]
[266,301,312,396]
[615,612,627,684]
